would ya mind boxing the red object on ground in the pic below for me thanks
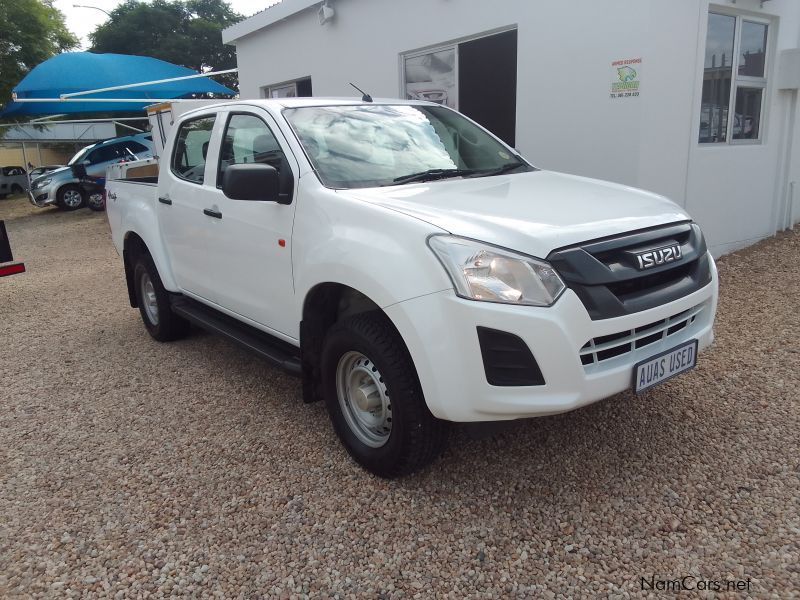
[0,262,25,277]
[0,219,24,276]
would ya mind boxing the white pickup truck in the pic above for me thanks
[107,98,718,477]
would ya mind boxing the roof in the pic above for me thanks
[222,0,316,44]
[177,97,437,119]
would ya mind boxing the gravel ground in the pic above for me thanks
[0,194,798,598]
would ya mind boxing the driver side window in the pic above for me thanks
[217,113,286,187]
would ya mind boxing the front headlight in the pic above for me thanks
[33,178,51,189]
[428,235,566,306]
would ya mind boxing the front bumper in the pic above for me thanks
[28,187,56,207]
[386,255,718,422]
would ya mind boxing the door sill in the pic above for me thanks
[170,295,301,376]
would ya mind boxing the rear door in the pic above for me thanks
[157,113,221,301]
[201,109,299,337]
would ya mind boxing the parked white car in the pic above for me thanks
[106,98,718,477]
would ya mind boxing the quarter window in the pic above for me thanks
[124,141,150,156]
[700,13,769,144]
[171,115,216,184]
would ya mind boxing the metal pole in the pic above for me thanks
[14,98,189,103]
[0,117,147,128]
[21,142,30,188]
[60,68,238,98]
[113,121,144,133]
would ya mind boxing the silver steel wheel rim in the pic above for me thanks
[336,351,392,448]
[140,272,159,326]
[88,193,103,208]
[63,189,82,208]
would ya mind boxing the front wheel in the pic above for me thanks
[56,184,85,211]
[321,312,447,478]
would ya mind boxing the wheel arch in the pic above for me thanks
[122,228,178,308]
[123,232,148,307]
[300,282,406,404]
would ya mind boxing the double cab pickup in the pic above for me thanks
[107,98,718,477]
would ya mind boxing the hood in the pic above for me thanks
[337,170,691,258]
[33,165,72,182]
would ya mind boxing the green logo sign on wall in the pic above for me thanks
[610,58,642,99]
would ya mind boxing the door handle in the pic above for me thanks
[203,208,222,219]
[158,196,172,205]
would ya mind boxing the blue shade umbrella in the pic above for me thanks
[1,52,235,117]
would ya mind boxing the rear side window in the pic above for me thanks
[172,115,216,184]
[125,141,149,155]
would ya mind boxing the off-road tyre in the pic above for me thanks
[321,312,447,478]
[133,252,190,342]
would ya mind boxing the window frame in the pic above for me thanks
[700,10,771,146]
[170,114,217,186]
[260,77,312,99]
[400,43,460,110]
[215,111,288,190]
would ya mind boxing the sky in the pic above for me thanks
[53,0,280,49]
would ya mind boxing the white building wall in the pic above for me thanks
[229,0,800,256]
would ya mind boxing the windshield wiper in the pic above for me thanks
[471,162,528,178]
[392,168,478,185]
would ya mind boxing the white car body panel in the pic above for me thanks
[107,98,719,423]
[341,171,690,259]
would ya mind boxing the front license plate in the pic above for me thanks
[634,339,698,393]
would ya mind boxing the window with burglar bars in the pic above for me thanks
[699,12,770,144]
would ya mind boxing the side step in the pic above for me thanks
[170,296,302,376]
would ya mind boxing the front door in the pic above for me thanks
[201,110,299,338]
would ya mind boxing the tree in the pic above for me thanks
[89,0,242,90]
[0,0,78,108]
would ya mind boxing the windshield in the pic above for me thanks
[284,104,532,189]
[68,144,97,166]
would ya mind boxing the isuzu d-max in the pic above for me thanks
[106,98,718,477]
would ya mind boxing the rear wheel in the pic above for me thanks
[57,184,85,211]
[133,253,190,342]
[321,312,447,478]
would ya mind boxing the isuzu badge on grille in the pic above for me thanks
[634,244,682,270]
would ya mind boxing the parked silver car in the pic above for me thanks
[0,166,29,199]
[29,133,154,210]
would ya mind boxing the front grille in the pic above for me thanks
[580,304,704,367]
[547,222,712,320]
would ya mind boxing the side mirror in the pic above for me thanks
[222,163,280,202]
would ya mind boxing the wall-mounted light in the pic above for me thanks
[319,0,335,25]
